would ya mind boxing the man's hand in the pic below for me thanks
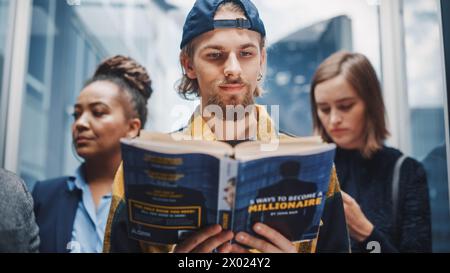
[341,191,374,242]
[173,224,234,253]
[231,223,297,253]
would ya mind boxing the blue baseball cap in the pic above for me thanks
[180,0,266,49]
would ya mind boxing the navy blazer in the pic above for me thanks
[32,177,81,253]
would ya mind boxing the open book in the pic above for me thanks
[121,132,336,245]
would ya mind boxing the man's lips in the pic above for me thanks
[219,84,245,92]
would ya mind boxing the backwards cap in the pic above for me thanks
[180,0,266,49]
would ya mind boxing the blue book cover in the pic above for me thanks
[121,132,336,245]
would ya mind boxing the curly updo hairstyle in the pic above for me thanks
[84,55,153,128]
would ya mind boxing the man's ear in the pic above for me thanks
[127,118,142,138]
[181,53,197,80]
[260,47,267,71]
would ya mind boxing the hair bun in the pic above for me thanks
[94,55,152,100]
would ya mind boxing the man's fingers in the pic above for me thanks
[230,244,250,253]
[235,232,281,253]
[252,223,296,253]
[192,230,234,253]
[217,242,233,253]
[174,225,222,253]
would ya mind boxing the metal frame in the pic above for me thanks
[0,0,15,169]
[1,0,32,172]
[378,0,411,155]
[439,0,450,214]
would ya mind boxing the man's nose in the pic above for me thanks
[224,53,242,79]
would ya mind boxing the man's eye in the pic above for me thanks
[240,51,253,57]
[93,111,104,117]
[207,52,222,59]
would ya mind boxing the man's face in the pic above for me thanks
[183,10,266,111]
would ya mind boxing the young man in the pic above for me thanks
[104,0,350,253]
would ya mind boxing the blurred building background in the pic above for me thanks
[0,0,449,252]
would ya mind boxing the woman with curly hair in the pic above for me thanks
[32,55,153,253]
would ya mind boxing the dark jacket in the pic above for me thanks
[0,169,40,253]
[335,146,432,253]
[32,177,81,253]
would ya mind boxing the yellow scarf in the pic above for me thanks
[183,104,278,141]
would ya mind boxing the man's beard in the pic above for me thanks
[203,77,258,138]
[206,78,255,113]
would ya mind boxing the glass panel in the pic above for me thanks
[18,0,106,187]
[27,0,50,83]
[403,0,450,252]
[16,0,382,187]
[17,0,198,187]
[0,0,11,109]
[253,0,381,136]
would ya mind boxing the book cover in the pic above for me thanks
[121,132,335,245]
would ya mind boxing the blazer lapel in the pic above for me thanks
[56,185,81,253]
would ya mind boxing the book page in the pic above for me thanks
[216,158,239,231]
[122,131,234,158]
[234,137,336,161]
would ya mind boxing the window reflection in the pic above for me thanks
[18,0,104,187]
[252,0,380,136]
[0,0,11,108]
[259,15,353,136]
[403,0,450,252]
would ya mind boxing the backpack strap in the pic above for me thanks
[392,154,407,241]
